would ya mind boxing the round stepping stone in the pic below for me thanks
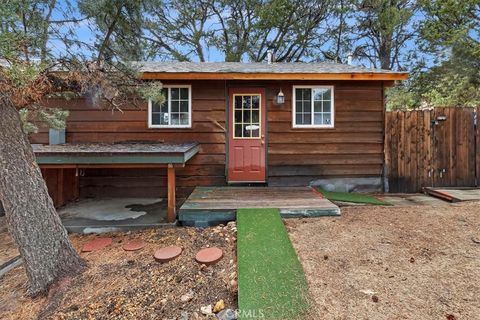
[154,246,182,263]
[195,247,223,265]
[122,239,146,251]
[82,237,112,252]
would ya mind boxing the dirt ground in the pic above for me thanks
[286,201,480,320]
[0,224,237,320]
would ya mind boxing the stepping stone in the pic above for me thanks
[122,239,146,251]
[82,237,112,252]
[195,247,223,265]
[154,246,182,263]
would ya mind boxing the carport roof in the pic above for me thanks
[33,142,200,165]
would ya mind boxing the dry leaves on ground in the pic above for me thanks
[0,224,237,320]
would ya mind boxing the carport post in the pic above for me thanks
[167,163,176,222]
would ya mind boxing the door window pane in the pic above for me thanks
[252,111,259,123]
[243,109,251,122]
[243,96,251,109]
[233,94,261,138]
[235,110,242,123]
[252,96,259,109]
[235,96,242,109]
[248,124,260,137]
[235,124,243,137]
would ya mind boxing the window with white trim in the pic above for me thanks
[292,86,334,128]
[149,85,192,128]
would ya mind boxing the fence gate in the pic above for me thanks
[385,107,479,193]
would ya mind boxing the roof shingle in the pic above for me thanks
[133,61,403,74]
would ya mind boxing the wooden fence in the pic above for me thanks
[385,107,479,193]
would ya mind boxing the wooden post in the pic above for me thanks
[74,167,80,200]
[167,164,176,222]
[57,168,64,207]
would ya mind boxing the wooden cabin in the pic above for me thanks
[30,62,407,221]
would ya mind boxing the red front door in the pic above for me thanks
[228,88,266,182]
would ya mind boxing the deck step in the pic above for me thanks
[179,186,340,227]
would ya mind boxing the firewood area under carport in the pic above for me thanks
[33,142,200,224]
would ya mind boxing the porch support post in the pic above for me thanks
[74,166,80,200]
[167,163,176,222]
[57,168,64,207]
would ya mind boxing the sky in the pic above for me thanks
[45,0,432,70]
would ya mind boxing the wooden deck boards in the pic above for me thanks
[179,186,340,226]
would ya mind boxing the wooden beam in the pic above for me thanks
[38,163,183,169]
[57,168,64,207]
[167,164,176,222]
[423,187,461,203]
[35,154,186,165]
[141,72,408,81]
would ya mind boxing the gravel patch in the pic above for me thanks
[286,202,480,320]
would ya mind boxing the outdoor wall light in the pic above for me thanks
[276,89,285,105]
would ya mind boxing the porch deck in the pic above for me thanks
[178,186,340,227]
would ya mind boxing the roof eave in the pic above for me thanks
[140,72,408,81]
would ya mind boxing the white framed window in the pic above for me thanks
[292,85,334,128]
[148,84,192,128]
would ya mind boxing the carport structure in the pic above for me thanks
[33,142,199,222]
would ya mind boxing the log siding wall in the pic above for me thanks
[263,81,384,187]
[31,80,385,200]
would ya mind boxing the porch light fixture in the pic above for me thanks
[276,89,285,105]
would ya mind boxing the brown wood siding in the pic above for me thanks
[32,80,227,199]
[31,79,385,199]
[264,81,385,186]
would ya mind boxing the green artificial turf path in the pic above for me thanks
[318,189,391,205]
[237,208,310,320]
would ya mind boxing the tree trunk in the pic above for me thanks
[379,38,392,70]
[0,96,86,296]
